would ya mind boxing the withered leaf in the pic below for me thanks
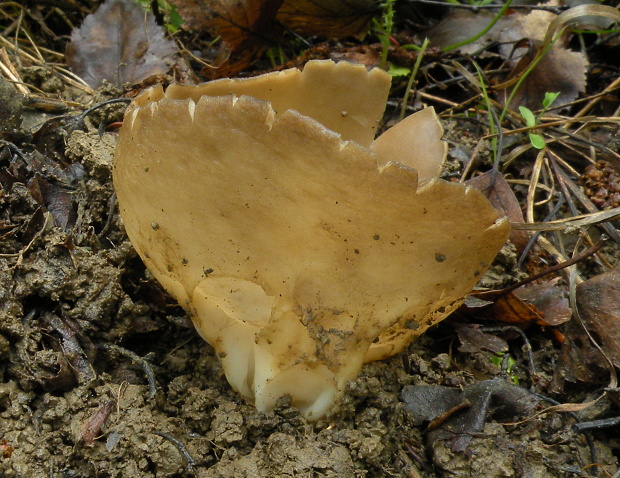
[173,0,283,77]
[82,400,116,447]
[277,0,377,38]
[426,9,588,110]
[497,9,587,110]
[467,169,528,252]
[425,10,502,55]
[171,0,378,77]
[493,290,544,326]
[513,278,571,327]
[402,378,540,452]
[28,176,76,232]
[576,265,620,368]
[492,282,571,329]
[66,0,178,88]
[498,42,587,111]
[455,323,509,355]
[551,316,611,392]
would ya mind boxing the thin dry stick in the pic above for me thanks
[417,90,459,108]
[476,241,602,303]
[507,179,553,194]
[0,47,28,94]
[512,207,620,231]
[0,33,92,93]
[484,116,595,139]
[19,26,44,63]
[534,157,555,208]
[526,149,546,224]
[565,75,620,127]
[438,92,483,116]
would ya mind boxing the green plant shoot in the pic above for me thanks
[491,354,519,385]
[519,91,560,150]
[373,0,396,70]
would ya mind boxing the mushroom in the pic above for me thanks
[114,60,510,419]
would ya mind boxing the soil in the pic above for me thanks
[2,4,620,478]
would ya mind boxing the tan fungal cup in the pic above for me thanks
[114,60,510,419]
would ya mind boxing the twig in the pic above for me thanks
[154,431,196,471]
[97,192,117,239]
[0,47,28,94]
[404,0,569,13]
[511,208,620,231]
[98,343,157,399]
[573,416,620,433]
[565,75,620,127]
[476,240,603,299]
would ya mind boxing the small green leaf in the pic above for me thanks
[168,8,184,32]
[542,92,560,109]
[529,132,546,149]
[388,64,411,77]
[519,106,537,127]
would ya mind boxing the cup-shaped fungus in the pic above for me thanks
[114,60,510,419]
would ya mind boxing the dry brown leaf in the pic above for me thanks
[425,10,504,55]
[28,176,76,232]
[576,266,620,368]
[513,278,571,327]
[277,0,377,37]
[493,291,544,326]
[498,41,587,111]
[497,9,587,110]
[467,169,529,252]
[402,379,540,453]
[551,317,611,390]
[171,0,378,77]
[175,0,283,77]
[66,0,178,88]
[468,277,570,329]
[455,323,509,354]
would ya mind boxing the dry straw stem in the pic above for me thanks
[0,25,93,94]
[114,60,510,419]
[511,208,620,231]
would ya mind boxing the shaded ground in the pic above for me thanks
[2,2,620,477]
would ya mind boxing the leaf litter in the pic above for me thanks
[66,0,179,88]
[2,0,620,477]
[426,7,588,110]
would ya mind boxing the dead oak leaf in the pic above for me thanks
[66,0,178,88]
[498,42,587,111]
[277,0,377,38]
[172,0,283,77]
[467,169,529,253]
[171,0,378,77]
[576,265,620,368]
